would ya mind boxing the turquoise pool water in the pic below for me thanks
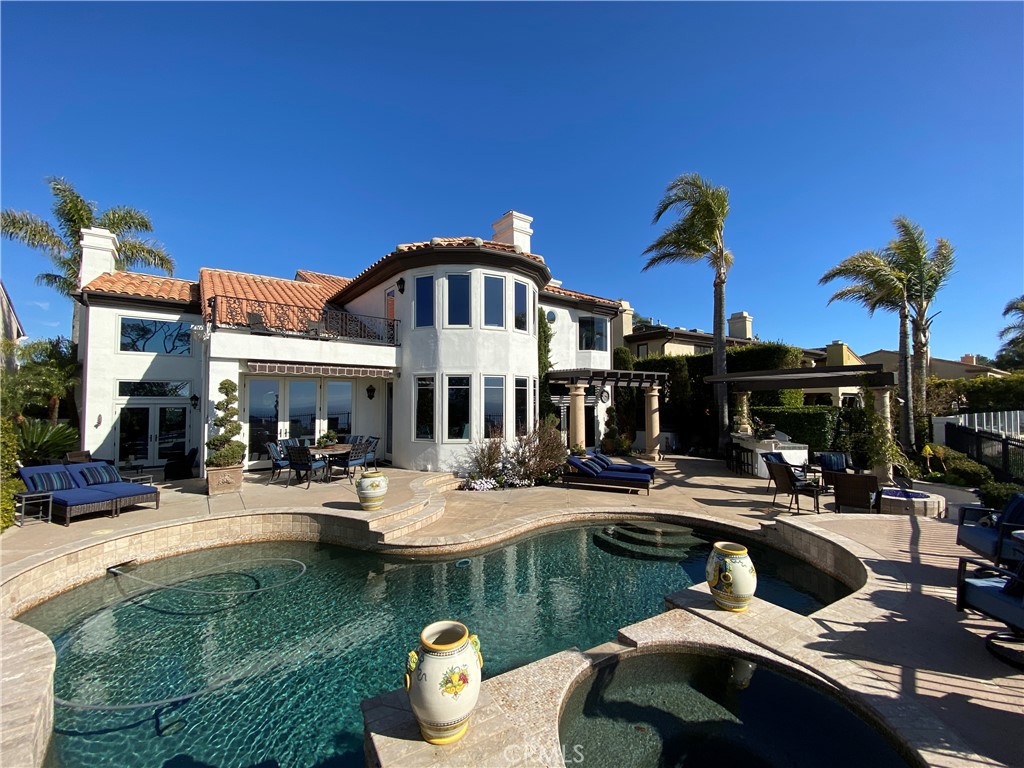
[19,523,850,767]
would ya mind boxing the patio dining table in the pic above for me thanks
[312,444,352,482]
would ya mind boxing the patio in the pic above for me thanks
[1,456,1021,767]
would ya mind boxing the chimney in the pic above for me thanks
[961,354,977,366]
[727,311,753,340]
[79,227,119,289]
[492,211,533,255]
[825,340,852,366]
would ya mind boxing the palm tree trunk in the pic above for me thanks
[713,268,729,453]
[912,319,929,445]
[898,305,915,452]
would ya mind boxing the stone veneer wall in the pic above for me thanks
[0,620,54,767]
[763,517,869,590]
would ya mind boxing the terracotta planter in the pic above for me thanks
[206,465,243,496]
[705,541,757,612]
[404,620,483,744]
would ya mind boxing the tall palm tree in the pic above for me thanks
[888,217,955,432]
[2,177,175,299]
[999,295,1024,344]
[820,249,916,451]
[642,173,732,451]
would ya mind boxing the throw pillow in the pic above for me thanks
[81,464,122,486]
[32,470,75,492]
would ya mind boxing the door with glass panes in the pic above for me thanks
[116,404,189,468]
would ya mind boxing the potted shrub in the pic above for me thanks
[205,379,247,495]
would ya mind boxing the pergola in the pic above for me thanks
[706,364,898,479]
[546,369,669,457]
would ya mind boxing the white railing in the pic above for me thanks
[956,410,1024,438]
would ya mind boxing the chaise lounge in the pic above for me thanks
[17,462,160,526]
[956,556,1024,669]
[956,493,1024,566]
[587,451,656,477]
[563,456,651,495]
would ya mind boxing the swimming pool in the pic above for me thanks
[20,523,850,767]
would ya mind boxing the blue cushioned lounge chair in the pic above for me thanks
[957,493,1024,566]
[588,451,655,477]
[956,556,1024,669]
[563,456,651,495]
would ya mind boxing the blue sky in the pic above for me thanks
[2,2,1021,362]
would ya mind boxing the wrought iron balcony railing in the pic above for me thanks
[210,297,399,346]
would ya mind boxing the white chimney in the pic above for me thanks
[491,211,533,255]
[79,227,119,289]
[728,311,753,340]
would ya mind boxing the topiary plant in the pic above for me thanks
[205,379,246,468]
[1,418,25,532]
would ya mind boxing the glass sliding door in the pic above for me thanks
[118,407,149,464]
[325,381,353,437]
[157,406,187,460]
[288,380,317,443]
[247,379,280,462]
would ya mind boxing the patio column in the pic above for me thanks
[733,390,752,434]
[870,386,895,484]
[644,385,662,458]
[569,383,586,450]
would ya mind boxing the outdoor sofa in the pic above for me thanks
[562,455,651,495]
[17,461,160,526]
[956,493,1024,566]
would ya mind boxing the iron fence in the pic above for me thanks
[211,297,399,346]
[945,423,1024,482]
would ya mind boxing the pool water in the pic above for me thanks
[19,524,850,767]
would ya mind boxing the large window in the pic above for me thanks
[415,276,434,328]
[326,381,353,436]
[447,274,471,326]
[515,377,528,436]
[514,281,528,331]
[119,318,192,355]
[118,381,191,398]
[447,376,470,440]
[636,343,648,359]
[484,275,504,328]
[483,376,504,438]
[578,316,608,351]
[416,376,435,440]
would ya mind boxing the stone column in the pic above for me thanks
[644,385,662,458]
[569,383,586,450]
[871,386,895,484]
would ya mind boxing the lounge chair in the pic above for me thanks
[956,556,1024,670]
[825,470,881,513]
[588,451,655,477]
[761,451,806,491]
[562,456,651,495]
[765,461,822,513]
[957,493,1024,566]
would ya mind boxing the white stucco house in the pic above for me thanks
[75,212,647,475]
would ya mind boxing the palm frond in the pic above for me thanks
[115,237,175,275]
[47,177,96,249]
[999,295,1024,340]
[1,210,66,256]
[97,206,155,236]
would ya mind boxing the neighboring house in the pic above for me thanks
[0,280,27,372]
[861,350,1009,381]
[75,212,628,473]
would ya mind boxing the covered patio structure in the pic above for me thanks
[547,368,669,458]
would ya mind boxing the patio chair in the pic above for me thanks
[248,312,271,334]
[956,493,1024,567]
[163,447,198,481]
[329,440,368,483]
[761,451,806,491]
[956,556,1024,670]
[363,436,381,469]
[265,442,290,486]
[285,446,327,488]
[826,470,881,513]
[765,461,822,513]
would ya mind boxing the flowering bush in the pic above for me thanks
[458,419,567,491]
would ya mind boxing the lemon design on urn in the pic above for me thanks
[706,541,757,612]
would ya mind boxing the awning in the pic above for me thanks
[705,364,895,391]
[546,368,668,389]
[247,361,395,378]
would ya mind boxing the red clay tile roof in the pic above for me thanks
[81,272,199,304]
[200,268,346,324]
[294,270,353,294]
[542,283,620,308]
[395,237,545,263]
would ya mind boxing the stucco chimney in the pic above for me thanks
[825,340,853,366]
[79,227,119,289]
[727,311,753,340]
[961,354,977,366]
[492,211,533,254]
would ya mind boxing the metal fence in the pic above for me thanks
[211,297,399,346]
[944,422,1024,482]
[956,410,1024,438]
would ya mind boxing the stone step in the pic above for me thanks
[591,529,701,562]
[607,522,703,548]
[371,498,447,543]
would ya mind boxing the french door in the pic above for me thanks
[117,404,190,467]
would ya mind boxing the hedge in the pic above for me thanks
[750,406,841,455]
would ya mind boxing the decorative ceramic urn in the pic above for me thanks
[705,541,757,612]
[356,470,389,511]
[404,620,483,745]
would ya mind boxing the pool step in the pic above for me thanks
[606,522,704,549]
[592,527,701,561]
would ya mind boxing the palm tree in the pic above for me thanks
[999,295,1024,344]
[2,177,175,300]
[0,337,81,425]
[888,217,955,434]
[642,173,732,451]
[820,250,915,451]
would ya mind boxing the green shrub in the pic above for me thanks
[751,406,840,455]
[1,418,25,532]
[942,449,994,487]
[205,380,246,468]
[15,418,79,465]
[977,481,1024,510]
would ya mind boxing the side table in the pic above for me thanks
[14,491,52,526]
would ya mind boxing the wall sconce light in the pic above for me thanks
[366,384,376,400]
[396,277,405,294]
[190,394,201,410]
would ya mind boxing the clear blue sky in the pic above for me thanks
[2,2,1021,362]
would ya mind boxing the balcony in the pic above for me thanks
[210,297,399,346]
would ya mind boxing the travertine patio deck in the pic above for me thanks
[1,456,1021,767]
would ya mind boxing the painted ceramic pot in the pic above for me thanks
[356,470,389,511]
[705,541,757,612]
[404,620,483,745]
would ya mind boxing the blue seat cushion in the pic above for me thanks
[95,482,158,500]
[963,576,1024,630]
[957,526,1020,563]
[587,470,649,484]
[567,456,598,477]
[591,452,656,476]
[50,488,119,508]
